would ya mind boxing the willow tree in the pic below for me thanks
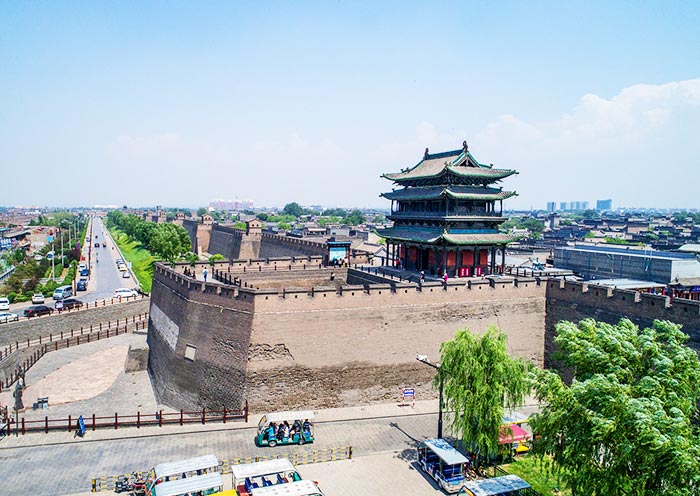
[438,325,531,459]
[531,319,700,495]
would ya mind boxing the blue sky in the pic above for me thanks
[1,1,699,210]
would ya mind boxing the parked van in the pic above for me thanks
[52,285,73,300]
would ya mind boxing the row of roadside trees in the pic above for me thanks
[440,318,700,495]
[105,211,192,264]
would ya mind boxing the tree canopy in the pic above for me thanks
[439,326,531,460]
[530,319,700,495]
[150,223,191,263]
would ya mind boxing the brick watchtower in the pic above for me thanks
[377,141,520,277]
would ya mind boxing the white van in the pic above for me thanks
[53,285,73,300]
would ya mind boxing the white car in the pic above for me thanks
[0,298,9,311]
[32,293,45,304]
[122,271,130,278]
[0,312,18,323]
[113,288,138,299]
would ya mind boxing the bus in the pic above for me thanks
[251,480,325,496]
[231,459,301,496]
[417,439,469,493]
[145,454,221,496]
[152,472,224,496]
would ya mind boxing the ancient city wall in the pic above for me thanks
[182,219,199,253]
[147,265,254,410]
[147,262,547,412]
[545,280,700,369]
[208,225,243,260]
[259,233,326,259]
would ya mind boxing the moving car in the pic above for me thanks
[32,293,45,304]
[55,298,83,310]
[114,288,138,299]
[94,242,100,248]
[76,278,88,291]
[23,305,54,318]
[122,271,130,278]
[53,285,73,300]
[0,312,19,323]
[80,268,90,277]
[0,297,9,311]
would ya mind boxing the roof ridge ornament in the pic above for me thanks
[462,140,468,153]
[424,147,429,159]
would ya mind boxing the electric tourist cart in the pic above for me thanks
[418,438,470,493]
[256,411,315,447]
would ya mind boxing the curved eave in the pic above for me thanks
[383,168,517,184]
[381,189,517,202]
[441,234,523,245]
[446,191,517,201]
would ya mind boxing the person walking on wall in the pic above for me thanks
[203,267,208,282]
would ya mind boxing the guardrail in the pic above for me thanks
[5,401,247,438]
[492,465,543,496]
[0,294,148,325]
[0,313,149,393]
[90,446,352,492]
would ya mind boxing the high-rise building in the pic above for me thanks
[546,202,556,212]
[560,202,568,211]
[596,199,612,211]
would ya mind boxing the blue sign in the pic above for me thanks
[692,286,700,293]
[403,388,415,398]
[77,415,86,437]
[46,235,54,243]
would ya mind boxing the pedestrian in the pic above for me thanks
[443,272,448,285]
[420,270,425,282]
[203,267,208,282]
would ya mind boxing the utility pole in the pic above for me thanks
[416,354,444,439]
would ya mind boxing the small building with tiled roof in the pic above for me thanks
[376,141,520,277]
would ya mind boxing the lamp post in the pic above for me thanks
[417,354,444,439]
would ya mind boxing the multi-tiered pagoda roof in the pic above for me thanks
[376,142,520,276]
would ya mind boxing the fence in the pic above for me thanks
[0,294,148,324]
[91,446,352,492]
[4,401,247,437]
[0,313,149,393]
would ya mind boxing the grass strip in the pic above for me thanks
[500,454,570,496]
[109,227,157,293]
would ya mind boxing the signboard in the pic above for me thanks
[46,236,54,243]
[329,246,346,262]
[77,415,86,437]
[402,387,415,407]
[692,286,700,293]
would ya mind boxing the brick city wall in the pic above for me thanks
[182,219,200,253]
[148,262,546,412]
[147,265,253,410]
[259,233,325,259]
[0,299,150,348]
[208,225,244,260]
[545,280,700,370]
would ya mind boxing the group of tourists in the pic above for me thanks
[265,419,312,442]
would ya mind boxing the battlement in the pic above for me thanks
[546,279,700,317]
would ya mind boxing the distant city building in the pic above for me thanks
[546,202,556,212]
[560,202,568,211]
[209,199,255,211]
[596,199,613,211]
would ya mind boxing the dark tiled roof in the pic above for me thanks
[375,226,520,246]
[381,185,517,201]
[382,148,517,183]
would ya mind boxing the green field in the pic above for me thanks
[109,227,157,293]
[500,454,570,496]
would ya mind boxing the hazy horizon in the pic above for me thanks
[2,2,699,210]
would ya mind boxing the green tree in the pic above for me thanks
[282,202,305,217]
[531,319,700,495]
[439,326,531,461]
[150,223,191,263]
[256,213,269,221]
[343,209,366,226]
[196,207,208,217]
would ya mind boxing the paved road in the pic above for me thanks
[85,217,138,302]
[0,410,439,495]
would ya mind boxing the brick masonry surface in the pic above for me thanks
[148,263,547,412]
[545,279,700,370]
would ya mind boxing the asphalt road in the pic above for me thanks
[85,217,138,302]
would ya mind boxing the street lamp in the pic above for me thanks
[417,354,444,439]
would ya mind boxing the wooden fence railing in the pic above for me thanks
[4,401,248,437]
